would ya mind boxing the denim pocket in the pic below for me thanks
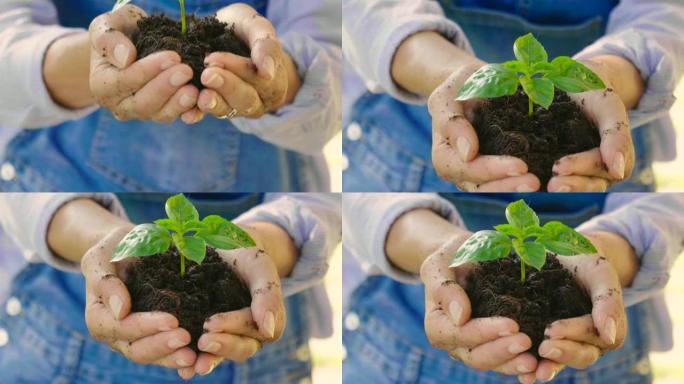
[87,112,241,191]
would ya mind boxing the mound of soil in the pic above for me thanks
[473,91,601,190]
[133,14,250,88]
[125,246,251,350]
[465,253,592,358]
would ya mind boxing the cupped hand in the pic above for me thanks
[428,63,540,192]
[177,246,287,380]
[82,227,197,370]
[420,235,538,376]
[195,3,300,119]
[517,253,627,384]
[548,62,635,192]
[88,4,199,123]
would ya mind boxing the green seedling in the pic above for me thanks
[456,33,606,117]
[450,199,597,283]
[113,0,187,35]
[111,194,255,277]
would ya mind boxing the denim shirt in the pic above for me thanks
[0,0,341,192]
[341,0,682,192]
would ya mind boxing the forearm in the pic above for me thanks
[391,31,484,97]
[584,231,640,287]
[43,31,94,109]
[385,208,470,274]
[47,198,132,263]
[243,221,299,278]
[581,55,644,110]
[281,52,301,108]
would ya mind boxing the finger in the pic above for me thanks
[517,373,536,384]
[194,353,224,376]
[538,339,601,369]
[86,304,178,342]
[181,109,205,125]
[153,348,197,369]
[124,328,191,364]
[474,174,541,193]
[547,175,609,192]
[552,148,613,179]
[178,367,195,381]
[420,252,471,325]
[429,97,479,162]
[454,333,532,371]
[535,359,565,383]
[432,144,530,187]
[89,5,146,68]
[203,308,264,340]
[544,315,609,349]
[492,353,538,376]
[117,64,194,121]
[426,314,520,350]
[205,52,259,83]
[197,333,260,362]
[200,68,264,116]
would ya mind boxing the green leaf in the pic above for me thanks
[197,215,256,249]
[176,236,206,264]
[545,57,606,93]
[513,33,548,66]
[456,64,520,101]
[505,200,540,229]
[502,60,528,74]
[494,224,522,238]
[182,219,205,233]
[165,194,199,224]
[538,221,598,255]
[111,224,171,262]
[520,76,555,109]
[450,230,512,268]
[154,218,182,233]
[113,0,133,11]
[514,241,547,270]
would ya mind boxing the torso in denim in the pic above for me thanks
[0,0,315,193]
[343,193,653,383]
[343,0,656,193]
[0,193,313,383]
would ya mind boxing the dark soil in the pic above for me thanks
[473,91,601,190]
[133,14,250,88]
[125,246,251,350]
[465,253,592,358]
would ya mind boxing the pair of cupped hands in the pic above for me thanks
[421,233,627,384]
[89,3,293,124]
[428,62,636,192]
[80,226,286,380]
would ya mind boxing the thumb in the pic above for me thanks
[89,5,145,69]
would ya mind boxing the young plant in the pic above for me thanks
[112,0,187,35]
[450,199,597,283]
[456,33,606,117]
[111,194,255,277]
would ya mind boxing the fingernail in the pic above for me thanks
[544,369,558,382]
[605,317,617,344]
[456,137,470,162]
[201,359,220,376]
[159,325,173,332]
[448,301,463,325]
[206,73,224,88]
[614,153,625,179]
[556,186,571,193]
[507,171,522,177]
[168,338,187,349]
[109,295,123,320]
[507,343,527,354]
[517,364,532,373]
[113,44,130,67]
[207,96,218,110]
[161,60,176,70]
[170,71,190,87]
[516,184,534,193]
[263,56,276,79]
[263,311,276,338]
[202,341,221,353]
[541,347,562,359]
[499,330,513,337]
[176,358,190,367]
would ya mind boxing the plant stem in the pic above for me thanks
[528,97,533,118]
[180,254,186,278]
[520,260,526,283]
[179,0,187,35]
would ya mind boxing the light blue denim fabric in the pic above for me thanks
[0,194,313,383]
[343,0,656,193]
[343,193,653,383]
[0,0,318,192]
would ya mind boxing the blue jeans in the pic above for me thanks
[343,194,653,383]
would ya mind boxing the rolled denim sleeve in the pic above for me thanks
[0,0,96,129]
[577,193,684,307]
[234,193,341,297]
[230,0,341,155]
[575,0,684,128]
[343,0,472,104]
[0,193,126,273]
[342,193,464,284]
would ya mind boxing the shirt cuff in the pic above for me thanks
[230,32,341,155]
[575,29,677,129]
[234,195,341,297]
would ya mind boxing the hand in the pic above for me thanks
[88,4,199,123]
[82,227,198,369]
[548,60,636,192]
[517,252,627,383]
[420,235,539,376]
[178,246,287,380]
[196,3,301,119]
[428,63,540,192]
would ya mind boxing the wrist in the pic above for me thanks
[240,222,298,277]
[280,53,301,109]
[580,55,644,110]
[43,32,94,109]
[583,231,639,287]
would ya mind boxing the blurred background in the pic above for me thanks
[654,81,684,191]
